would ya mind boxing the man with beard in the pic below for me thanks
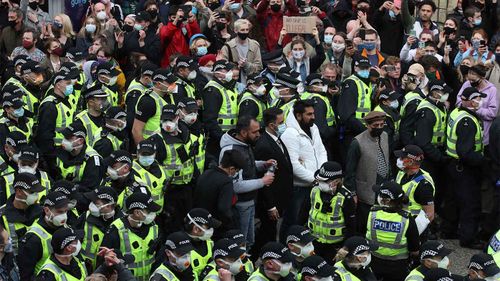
[280,100,327,242]
[219,115,276,250]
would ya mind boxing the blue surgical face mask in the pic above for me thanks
[358,69,370,79]
[134,24,144,31]
[230,3,241,11]
[474,18,482,26]
[364,42,376,51]
[277,123,287,136]
[389,100,399,109]
[197,46,208,56]
[64,84,74,96]
[138,155,155,167]
[13,107,24,118]
[192,6,198,15]
[388,10,396,19]
[324,34,333,44]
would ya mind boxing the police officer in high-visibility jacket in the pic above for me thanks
[101,150,138,209]
[132,69,178,145]
[17,60,45,116]
[200,238,248,281]
[101,191,161,281]
[150,104,198,230]
[442,87,485,249]
[77,186,121,271]
[223,229,254,275]
[133,139,168,213]
[1,131,28,177]
[487,229,500,266]
[248,241,295,281]
[466,253,500,280]
[183,208,221,278]
[238,74,269,123]
[285,225,315,270]
[270,71,301,122]
[405,241,452,281]
[2,55,29,90]
[91,61,120,107]
[74,84,110,146]
[394,145,435,232]
[36,70,78,175]
[374,89,401,153]
[53,122,103,192]
[414,80,450,211]
[17,191,69,279]
[366,181,420,281]
[0,173,43,255]
[149,231,196,281]
[51,180,80,227]
[202,60,239,158]
[300,255,336,281]
[308,162,356,262]
[36,227,87,280]
[177,97,205,178]
[92,106,129,158]
[175,56,199,101]
[0,90,34,145]
[332,236,378,281]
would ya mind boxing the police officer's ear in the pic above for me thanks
[214,258,226,268]
[401,195,410,205]
[303,276,315,281]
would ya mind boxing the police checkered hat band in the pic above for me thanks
[301,266,317,275]
[262,251,283,260]
[84,88,108,98]
[68,126,86,138]
[352,245,370,255]
[176,61,190,68]
[153,73,168,81]
[13,180,37,190]
[128,202,147,209]
[435,278,453,281]
[187,213,209,225]
[380,189,396,199]
[60,235,77,249]
[97,193,115,202]
[14,57,28,66]
[143,70,154,76]
[2,96,23,107]
[421,250,439,259]
[308,78,323,86]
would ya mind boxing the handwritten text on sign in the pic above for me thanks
[283,16,316,34]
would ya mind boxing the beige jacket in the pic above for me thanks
[221,38,263,76]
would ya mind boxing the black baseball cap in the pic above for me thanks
[301,255,335,277]
[44,191,69,208]
[61,122,87,139]
[125,192,161,212]
[53,70,73,84]
[305,73,324,86]
[136,10,152,22]
[274,72,300,89]
[13,173,44,192]
[262,49,284,64]
[106,150,133,166]
[177,97,199,112]
[378,89,401,101]
[286,225,315,244]
[84,186,118,203]
[161,104,178,120]
[461,87,487,101]
[373,181,404,200]
[424,268,457,281]
[52,180,78,200]
[314,161,343,181]
[212,60,234,72]
[140,61,157,76]
[420,241,452,260]
[18,146,39,163]
[176,56,198,70]
[394,145,424,161]
[428,80,452,94]
[2,94,24,108]
[246,73,266,85]
[105,106,126,120]
[21,60,44,75]
[59,62,80,80]
[165,231,194,255]
[137,138,157,155]
[468,253,500,277]
[83,84,108,99]
[223,229,246,245]
[343,236,378,256]
[13,54,30,67]
[96,62,120,77]
[354,56,371,68]
[5,131,28,149]
[186,208,221,228]
[152,69,177,83]
[213,238,245,259]
[51,227,83,254]
[260,242,294,262]
[66,48,85,62]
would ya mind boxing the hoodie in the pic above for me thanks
[280,108,328,187]
[219,130,267,202]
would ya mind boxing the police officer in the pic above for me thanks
[74,84,109,146]
[0,146,51,205]
[150,231,196,281]
[0,90,34,145]
[270,72,301,122]
[302,73,337,146]
[177,98,205,177]
[133,139,168,213]
[332,236,377,281]
[394,145,435,228]
[18,60,44,116]
[300,255,336,281]
[285,225,315,268]
[102,150,136,208]
[337,57,373,160]
[0,173,43,255]
[175,56,199,101]
[91,61,120,107]
[101,191,161,281]
[366,181,420,281]
[2,55,30,90]
[63,51,86,109]
[466,253,500,280]
[78,186,120,271]
[423,268,458,281]
[132,68,178,145]
[150,104,197,230]
[308,162,356,262]
[223,229,254,275]
[405,241,452,281]
[442,87,485,249]
[248,242,295,281]
[125,61,156,133]
[200,238,248,281]
[374,89,401,153]
[54,122,103,192]
[202,60,239,157]
[37,70,78,173]
[18,191,69,279]
[183,208,221,278]
[92,106,128,158]
[36,227,87,280]
[1,132,28,177]
[399,63,427,147]
[487,229,500,266]
[238,74,269,123]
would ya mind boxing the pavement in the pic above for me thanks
[443,239,482,276]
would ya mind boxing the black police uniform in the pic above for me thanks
[0,113,32,149]
[397,170,435,213]
[150,261,196,281]
[0,196,42,245]
[34,255,85,281]
[399,88,426,146]
[93,128,129,158]
[238,92,267,121]
[332,260,378,281]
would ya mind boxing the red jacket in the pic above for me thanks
[159,20,201,68]
[256,0,299,51]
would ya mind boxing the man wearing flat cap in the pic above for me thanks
[36,69,78,168]
[345,110,390,234]
[441,87,487,249]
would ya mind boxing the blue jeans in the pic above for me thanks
[280,185,311,243]
[235,200,255,249]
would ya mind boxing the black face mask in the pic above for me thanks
[470,79,481,87]
[370,127,384,138]
[460,65,470,76]
[208,2,220,10]
[237,32,248,40]
[8,19,17,28]
[122,24,133,32]
[148,9,158,19]
[271,4,281,12]
[216,22,226,31]
[28,1,38,10]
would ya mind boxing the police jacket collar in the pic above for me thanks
[4,195,42,224]
[161,122,191,144]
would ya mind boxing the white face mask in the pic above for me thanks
[182,112,198,125]
[96,11,107,21]
[107,164,129,180]
[389,100,399,109]
[138,155,156,167]
[188,215,214,240]
[224,70,234,82]
[428,256,450,269]
[221,258,244,275]
[172,252,191,271]
[108,76,118,86]
[188,70,197,80]
[484,273,500,281]
[17,189,39,206]
[11,153,20,163]
[332,43,345,52]
[439,93,449,103]
[294,242,314,258]
[62,138,82,152]
[162,120,178,133]
[19,165,37,175]
[47,210,67,226]
[68,199,77,210]
[396,158,405,170]
[89,201,114,218]
[254,84,267,96]
[140,210,156,224]
[292,50,305,60]
[356,253,371,267]
[272,260,293,277]
[71,240,82,257]
[318,181,332,193]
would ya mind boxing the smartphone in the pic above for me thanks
[480,40,486,47]
[384,65,396,72]
[418,41,426,49]
[409,29,417,38]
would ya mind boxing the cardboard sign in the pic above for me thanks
[283,16,316,34]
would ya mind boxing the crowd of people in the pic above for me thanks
[0,0,499,280]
